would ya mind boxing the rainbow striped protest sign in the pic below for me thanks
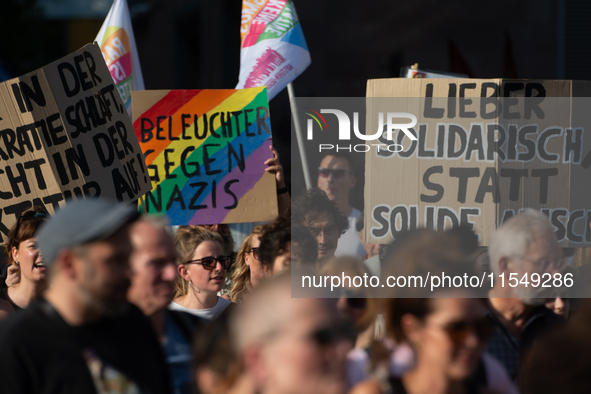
[132,87,278,225]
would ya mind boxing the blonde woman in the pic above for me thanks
[229,226,264,303]
[170,228,232,320]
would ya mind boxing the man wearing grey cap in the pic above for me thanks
[0,198,172,394]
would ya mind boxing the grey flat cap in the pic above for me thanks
[38,198,140,266]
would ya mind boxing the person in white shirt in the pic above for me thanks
[169,227,231,320]
[317,153,365,258]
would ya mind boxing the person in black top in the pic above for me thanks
[0,206,48,313]
[0,198,172,394]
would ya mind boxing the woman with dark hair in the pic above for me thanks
[352,228,516,394]
[1,206,48,313]
[229,225,264,304]
[170,228,232,320]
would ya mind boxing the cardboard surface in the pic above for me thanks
[364,78,591,247]
[0,43,150,243]
[132,87,278,225]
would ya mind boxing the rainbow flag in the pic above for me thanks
[236,0,310,100]
[132,87,278,225]
[95,0,144,117]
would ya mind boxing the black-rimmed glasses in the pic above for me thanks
[186,256,232,270]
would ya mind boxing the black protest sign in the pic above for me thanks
[0,43,150,243]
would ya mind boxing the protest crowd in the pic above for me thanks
[1,1,591,394]
[0,147,588,394]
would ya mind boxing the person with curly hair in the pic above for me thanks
[229,226,264,304]
[292,188,349,266]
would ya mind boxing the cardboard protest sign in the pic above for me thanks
[132,87,278,225]
[364,78,591,247]
[0,43,151,243]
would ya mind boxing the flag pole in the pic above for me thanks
[287,82,312,189]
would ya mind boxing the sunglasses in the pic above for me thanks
[438,317,495,345]
[318,168,349,179]
[14,212,47,238]
[186,256,232,270]
[248,247,260,261]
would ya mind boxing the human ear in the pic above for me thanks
[11,246,19,265]
[58,249,78,280]
[498,256,510,274]
[243,345,268,388]
[178,264,191,281]
[400,313,423,345]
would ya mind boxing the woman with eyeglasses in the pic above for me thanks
[229,226,264,304]
[169,228,232,320]
[0,207,48,314]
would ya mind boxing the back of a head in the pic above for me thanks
[381,227,480,298]
[521,299,591,394]
[231,272,293,353]
[193,306,241,394]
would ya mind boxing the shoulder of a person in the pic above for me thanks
[218,297,232,308]
[0,302,48,350]
[167,309,206,332]
[350,379,383,394]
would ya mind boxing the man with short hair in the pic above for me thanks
[128,217,203,394]
[317,153,365,258]
[0,199,172,394]
[486,210,566,381]
[231,273,350,394]
[292,188,349,265]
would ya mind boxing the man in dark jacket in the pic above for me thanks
[0,198,172,394]
[128,216,204,394]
